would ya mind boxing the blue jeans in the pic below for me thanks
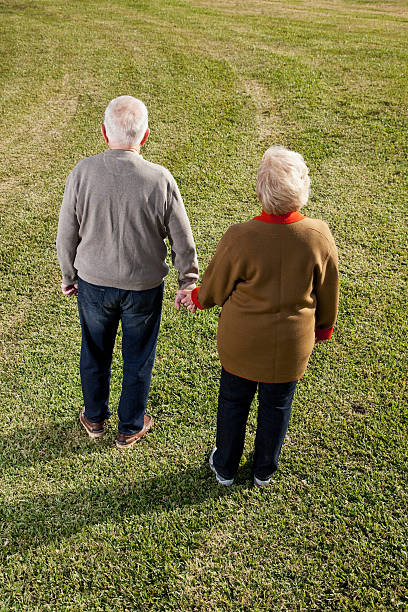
[77,277,163,435]
[213,368,298,481]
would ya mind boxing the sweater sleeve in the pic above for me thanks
[56,172,80,285]
[164,179,199,290]
[314,233,339,335]
[196,229,241,309]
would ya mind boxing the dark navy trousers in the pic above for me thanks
[213,368,298,481]
[77,277,163,435]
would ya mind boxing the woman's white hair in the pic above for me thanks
[104,96,148,146]
[256,146,311,215]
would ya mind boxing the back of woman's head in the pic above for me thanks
[256,146,311,215]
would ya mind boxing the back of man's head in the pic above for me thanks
[104,96,148,147]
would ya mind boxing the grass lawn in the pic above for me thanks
[0,0,407,609]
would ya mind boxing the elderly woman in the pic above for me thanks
[183,146,339,487]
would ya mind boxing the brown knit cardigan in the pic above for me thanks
[191,210,339,383]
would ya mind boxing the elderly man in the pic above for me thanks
[57,95,198,448]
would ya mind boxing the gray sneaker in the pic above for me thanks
[209,449,234,486]
[254,475,272,487]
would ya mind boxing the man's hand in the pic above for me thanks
[175,289,196,313]
[61,282,78,297]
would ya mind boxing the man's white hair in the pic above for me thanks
[256,146,311,215]
[104,96,148,147]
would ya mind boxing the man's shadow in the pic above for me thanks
[1,424,255,558]
[0,421,108,470]
[1,462,244,557]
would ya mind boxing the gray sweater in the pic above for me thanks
[56,149,199,290]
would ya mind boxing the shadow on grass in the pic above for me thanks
[0,423,257,558]
[1,461,248,557]
[0,421,107,469]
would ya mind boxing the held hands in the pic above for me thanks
[174,289,197,313]
[181,292,196,313]
[61,282,78,297]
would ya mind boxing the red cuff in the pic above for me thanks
[191,286,204,310]
[315,327,333,341]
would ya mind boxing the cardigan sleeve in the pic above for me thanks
[314,235,339,333]
[196,229,241,309]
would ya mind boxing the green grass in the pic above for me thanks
[0,0,407,609]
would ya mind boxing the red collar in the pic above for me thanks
[253,210,305,224]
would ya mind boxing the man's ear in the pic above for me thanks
[140,127,150,147]
[101,124,109,144]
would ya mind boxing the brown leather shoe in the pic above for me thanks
[80,408,105,439]
[116,414,154,449]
